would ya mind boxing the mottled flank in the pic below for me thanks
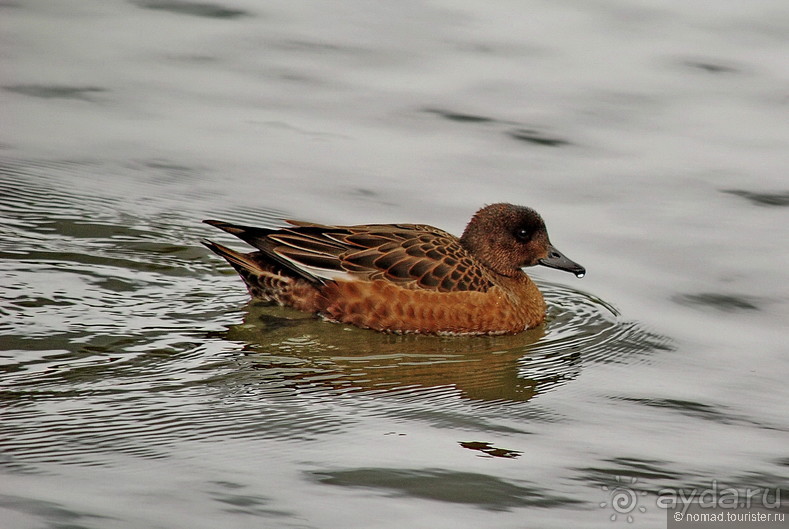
[134,0,249,18]
[722,189,789,207]
[203,203,585,335]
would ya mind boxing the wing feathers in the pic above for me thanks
[204,219,494,292]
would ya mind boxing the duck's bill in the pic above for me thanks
[538,244,586,278]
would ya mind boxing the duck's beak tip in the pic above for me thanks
[538,244,585,278]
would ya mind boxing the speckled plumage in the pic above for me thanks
[203,203,584,335]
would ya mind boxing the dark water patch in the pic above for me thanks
[13,217,150,240]
[727,470,789,493]
[507,128,571,147]
[682,60,740,74]
[0,457,45,476]
[674,292,760,312]
[3,85,107,100]
[6,295,76,309]
[578,457,680,484]
[311,468,582,510]
[345,187,398,207]
[166,53,219,64]
[459,441,522,459]
[208,484,291,517]
[375,404,534,433]
[423,108,498,124]
[352,188,377,197]
[268,39,372,59]
[133,0,250,19]
[142,160,195,173]
[722,189,789,207]
[130,158,204,184]
[0,494,116,527]
[613,397,785,431]
[623,398,730,422]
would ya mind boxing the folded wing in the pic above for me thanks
[204,220,494,292]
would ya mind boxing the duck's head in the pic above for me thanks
[459,203,585,278]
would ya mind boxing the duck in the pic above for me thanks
[202,203,584,335]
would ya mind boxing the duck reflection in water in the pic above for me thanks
[217,303,583,404]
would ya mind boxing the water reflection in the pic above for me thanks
[310,468,583,511]
[225,305,546,403]
[458,441,522,459]
[216,282,667,404]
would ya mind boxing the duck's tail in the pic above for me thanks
[201,236,324,312]
[201,239,259,277]
[201,239,277,294]
[203,219,324,283]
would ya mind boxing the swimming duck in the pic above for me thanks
[203,203,584,335]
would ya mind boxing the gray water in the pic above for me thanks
[2,1,788,528]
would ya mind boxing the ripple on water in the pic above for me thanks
[1,157,671,470]
[0,158,258,466]
[209,279,671,431]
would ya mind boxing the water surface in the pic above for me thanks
[2,1,788,528]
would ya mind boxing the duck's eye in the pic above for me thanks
[514,228,531,241]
